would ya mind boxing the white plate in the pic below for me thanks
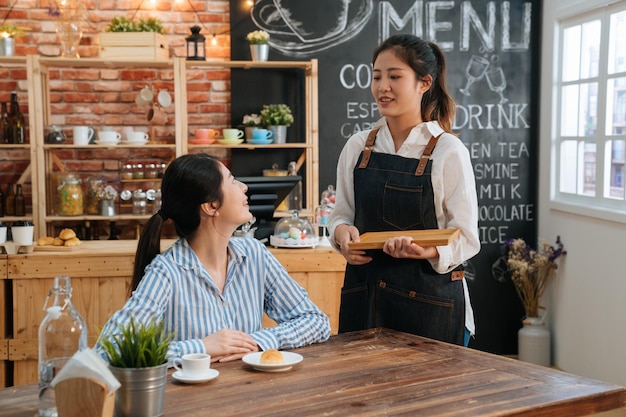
[218,139,244,145]
[172,369,219,384]
[242,351,303,372]
[94,140,119,145]
[158,90,172,107]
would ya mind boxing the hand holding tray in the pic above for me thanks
[348,228,460,250]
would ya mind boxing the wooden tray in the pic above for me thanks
[348,228,460,250]
[34,244,81,252]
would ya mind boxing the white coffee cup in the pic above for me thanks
[0,224,6,244]
[73,126,95,146]
[97,131,121,143]
[126,131,149,142]
[135,86,154,105]
[173,353,212,379]
[11,223,34,245]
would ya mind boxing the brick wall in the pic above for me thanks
[0,0,234,216]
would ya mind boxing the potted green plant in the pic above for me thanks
[100,16,168,60]
[261,104,294,144]
[99,317,173,417]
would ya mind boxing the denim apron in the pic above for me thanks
[338,128,465,345]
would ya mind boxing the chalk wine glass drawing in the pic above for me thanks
[459,53,509,104]
[250,0,373,57]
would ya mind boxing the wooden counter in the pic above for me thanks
[1,240,346,387]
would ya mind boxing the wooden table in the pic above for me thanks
[1,328,625,417]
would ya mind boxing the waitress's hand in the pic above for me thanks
[383,236,439,260]
[201,329,258,363]
[334,224,372,265]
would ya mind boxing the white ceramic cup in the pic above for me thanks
[172,353,212,379]
[157,90,172,107]
[223,128,244,141]
[126,131,149,142]
[97,131,121,143]
[0,225,6,244]
[73,126,95,146]
[11,225,34,245]
[135,86,154,105]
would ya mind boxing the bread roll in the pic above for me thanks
[260,349,284,365]
[37,236,54,246]
[64,237,81,247]
[53,237,65,246]
[59,228,76,240]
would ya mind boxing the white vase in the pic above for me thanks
[250,44,269,62]
[269,125,287,144]
[518,316,551,366]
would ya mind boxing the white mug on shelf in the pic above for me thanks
[73,126,94,146]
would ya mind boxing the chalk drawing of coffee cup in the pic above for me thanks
[251,0,373,56]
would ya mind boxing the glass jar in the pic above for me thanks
[84,177,104,215]
[132,163,144,180]
[145,163,158,179]
[132,189,147,215]
[158,162,167,178]
[57,174,83,216]
[120,163,133,181]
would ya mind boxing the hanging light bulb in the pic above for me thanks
[211,34,217,46]
[245,0,254,7]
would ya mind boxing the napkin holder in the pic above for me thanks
[56,377,115,417]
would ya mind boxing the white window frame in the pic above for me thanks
[551,1,626,223]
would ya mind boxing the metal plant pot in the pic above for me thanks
[109,363,168,417]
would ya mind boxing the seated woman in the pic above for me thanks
[96,153,330,363]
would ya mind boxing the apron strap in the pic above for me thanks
[415,134,443,176]
[357,127,380,169]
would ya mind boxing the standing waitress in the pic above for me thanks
[329,34,480,346]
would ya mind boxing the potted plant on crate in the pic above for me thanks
[100,16,169,60]
[99,317,173,417]
[261,104,294,144]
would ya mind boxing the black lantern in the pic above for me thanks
[186,26,206,61]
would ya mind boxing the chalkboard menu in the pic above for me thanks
[231,0,541,354]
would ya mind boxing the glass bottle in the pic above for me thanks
[287,161,302,211]
[0,184,4,217]
[8,92,25,144]
[38,276,88,417]
[0,102,8,144]
[14,183,25,216]
[5,184,14,216]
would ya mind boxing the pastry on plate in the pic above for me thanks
[260,349,284,365]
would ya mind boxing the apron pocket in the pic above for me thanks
[338,283,369,332]
[382,182,424,230]
[375,280,456,342]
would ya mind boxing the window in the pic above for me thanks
[554,3,626,217]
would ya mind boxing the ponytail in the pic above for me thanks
[422,42,456,133]
[131,213,164,295]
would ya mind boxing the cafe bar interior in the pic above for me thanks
[1,0,626,416]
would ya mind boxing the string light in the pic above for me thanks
[211,34,217,46]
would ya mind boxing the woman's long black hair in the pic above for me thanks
[130,153,224,294]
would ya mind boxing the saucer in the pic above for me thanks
[242,351,303,372]
[95,140,120,145]
[251,0,373,56]
[172,369,219,384]
[247,138,273,145]
[124,139,148,145]
[217,139,244,145]
[189,138,216,145]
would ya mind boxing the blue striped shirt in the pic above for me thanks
[96,237,331,361]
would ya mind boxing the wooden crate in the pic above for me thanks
[99,32,169,60]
